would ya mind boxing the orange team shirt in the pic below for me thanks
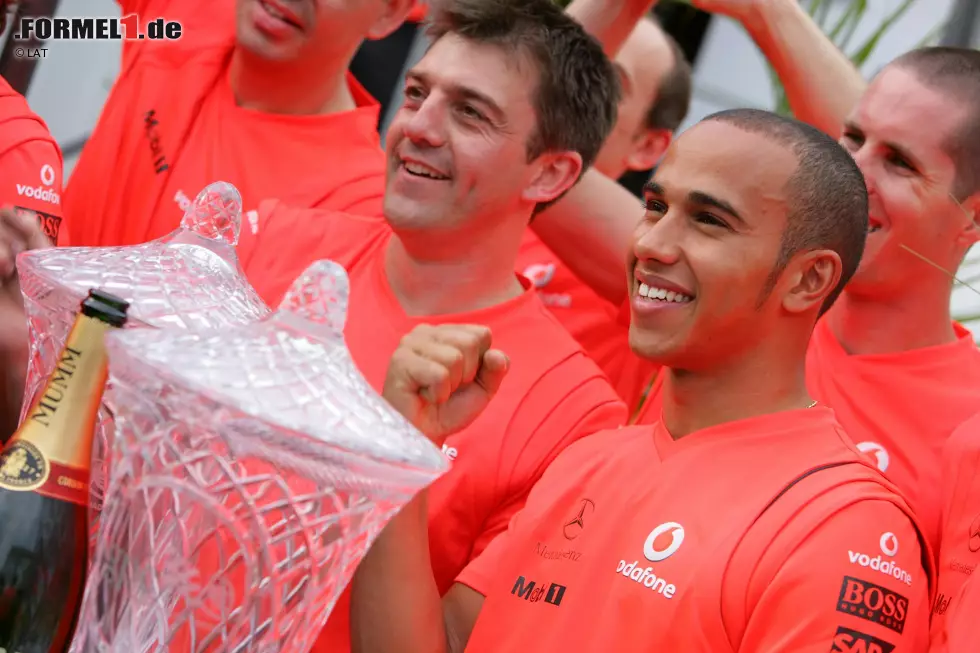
[806,318,980,555]
[244,201,628,653]
[930,411,980,650]
[943,574,980,652]
[517,230,658,413]
[63,0,386,256]
[0,77,67,246]
[635,318,980,553]
[459,408,933,652]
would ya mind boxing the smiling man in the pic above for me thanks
[352,109,931,653]
[528,0,980,561]
[243,1,628,651]
[516,17,691,413]
[63,0,412,253]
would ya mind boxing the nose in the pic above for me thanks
[848,144,878,194]
[401,94,448,149]
[633,212,682,267]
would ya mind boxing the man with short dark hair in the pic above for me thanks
[242,1,628,651]
[531,0,980,562]
[517,16,692,413]
[354,108,930,653]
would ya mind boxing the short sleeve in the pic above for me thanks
[0,140,65,246]
[739,500,930,653]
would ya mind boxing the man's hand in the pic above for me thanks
[382,324,509,443]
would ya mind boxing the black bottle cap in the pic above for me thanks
[81,289,130,328]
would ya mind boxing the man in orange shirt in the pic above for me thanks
[516,16,691,414]
[931,412,980,650]
[62,0,413,255]
[530,0,980,557]
[349,109,932,653]
[244,1,627,650]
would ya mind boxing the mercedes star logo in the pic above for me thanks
[563,498,595,540]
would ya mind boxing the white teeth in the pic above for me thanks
[637,282,692,303]
[404,162,447,180]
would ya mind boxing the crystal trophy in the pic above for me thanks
[69,261,449,653]
[16,182,271,518]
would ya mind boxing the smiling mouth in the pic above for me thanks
[402,161,451,181]
[259,0,302,28]
[637,282,693,304]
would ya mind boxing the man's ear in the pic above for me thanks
[521,151,584,207]
[366,0,416,41]
[955,191,980,248]
[625,129,671,173]
[780,249,842,315]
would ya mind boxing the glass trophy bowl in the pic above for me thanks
[69,261,449,653]
[15,182,271,520]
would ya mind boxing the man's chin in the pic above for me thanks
[235,30,299,62]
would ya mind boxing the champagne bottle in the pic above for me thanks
[0,289,128,653]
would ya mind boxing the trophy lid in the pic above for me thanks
[16,181,270,329]
[105,260,449,476]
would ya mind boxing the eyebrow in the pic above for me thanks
[643,181,747,225]
[406,70,506,123]
[843,120,923,169]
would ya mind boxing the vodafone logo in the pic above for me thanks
[880,532,899,557]
[523,263,556,289]
[16,163,60,206]
[644,522,685,562]
[857,441,890,472]
[40,164,55,186]
[847,532,912,586]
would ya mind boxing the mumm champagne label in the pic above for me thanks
[0,315,110,506]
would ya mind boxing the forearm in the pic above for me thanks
[532,169,640,305]
[746,0,866,137]
[350,494,452,653]
[565,0,658,56]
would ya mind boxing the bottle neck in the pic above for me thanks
[0,312,115,503]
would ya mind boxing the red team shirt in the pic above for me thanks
[458,408,932,652]
[931,411,980,651]
[635,318,980,556]
[805,319,980,555]
[63,0,386,254]
[245,201,628,652]
[516,230,657,413]
[0,77,66,246]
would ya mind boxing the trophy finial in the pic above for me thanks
[278,260,350,334]
[179,181,243,246]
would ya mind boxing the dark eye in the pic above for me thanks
[887,153,915,171]
[404,84,425,102]
[458,104,485,121]
[841,130,863,149]
[695,213,729,229]
[645,198,667,214]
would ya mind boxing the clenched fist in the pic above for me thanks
[382,324,510,444]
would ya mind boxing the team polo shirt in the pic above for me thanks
[63,0,385,253]
[246,200,628,653]
[930,411,980,649]
[517,230,657,413]
[805,318,980,554]
[0,77,66,245]
[943,574,980,652]
[632,317,980,553]
[459,408,932,652]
